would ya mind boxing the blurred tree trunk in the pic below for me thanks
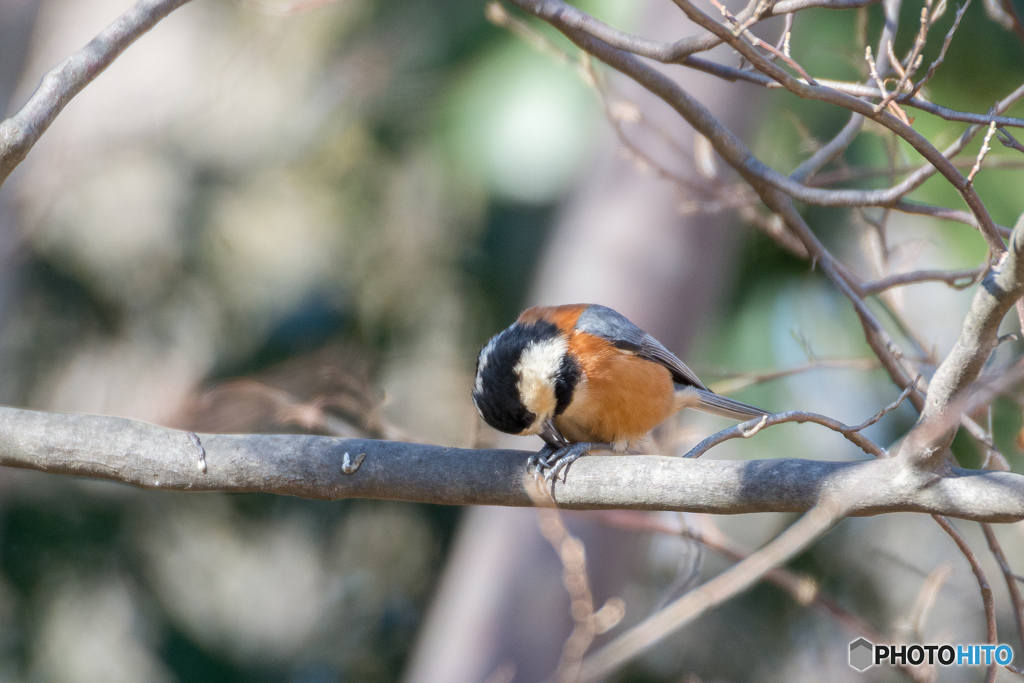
[0,0,42,400]
[0,1,40,111]
[403,4,764,682]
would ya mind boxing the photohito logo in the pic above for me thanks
[849,638,1014,671]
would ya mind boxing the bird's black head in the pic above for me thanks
[472,318,581,436]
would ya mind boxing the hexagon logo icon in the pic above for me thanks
[849,638,874,671]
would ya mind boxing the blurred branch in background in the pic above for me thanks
[408,0,776,677]
[427,0,1024,678]
[592,508,933,682]
[576,497,851,683]
[0,0,193,187]
[0,0,1023,680]
[178,344,414,441]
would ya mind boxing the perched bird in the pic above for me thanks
[472,303,768,479]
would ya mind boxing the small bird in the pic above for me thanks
[472,303,768,480]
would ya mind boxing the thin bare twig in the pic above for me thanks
[707,358,879,394]
[861,265,987,295]
[908,0,973,98]
[866,46,911,123]
[1006,662,1024,676]
[593,510,930,683]
[684,377,922,460]
[500,0,882,66]
[526,479,625,683]
[683,409,888,459]
[707,0,820,85]
[664,0,1004,252]
[808,157,1024,186]
[893,200,1012,237]
[698,64,1024,129]
[998,127,1024,154]
[512,8,1024,132]
[905,564,953,644]
[512,0,1020,257]
[772,13,795,62]
[790,113,864,183]
[966,122,998,185]
[875,4,930,113]
[486,1,575,65]
[575,498,851,683]
[981,523,1024,657]
[933,516,997,683]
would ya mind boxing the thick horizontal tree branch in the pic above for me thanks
[0,0,193,189]
[0,406,1022,521]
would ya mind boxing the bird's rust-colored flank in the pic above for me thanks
[518,303,588,332]
[559,329,676,449]
[474,303,769,479]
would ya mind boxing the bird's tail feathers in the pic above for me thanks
[676,386,769,421]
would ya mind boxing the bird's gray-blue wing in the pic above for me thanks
[574,304,709,390]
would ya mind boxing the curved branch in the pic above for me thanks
[507,0,922,406]
[809,158,1024,187]
[0,406,1022,521]
[595,509,931,682]
[907,223,1024,466]
[934,515,998,683]
[515,0,882,64]
[683,408,895,460]
[508,0,1010,252]
[578,498,850,683]
[512,0,1024,130]
[0,0,193,189]
[861,265,987,295]
[680,63,1024,129]
[790,112,864,183]
[893,200,1013,237]
[663,0,1003,252]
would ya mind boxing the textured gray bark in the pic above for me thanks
[907,226,1024,465]
[1,406,1021,521]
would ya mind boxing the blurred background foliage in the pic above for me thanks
[0,0,1021,680]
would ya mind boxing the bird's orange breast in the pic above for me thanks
[555,331,676,449]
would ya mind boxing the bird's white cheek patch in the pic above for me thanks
[515,336,568,433]
[474,336,499,395]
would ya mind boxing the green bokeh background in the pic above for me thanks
[0,0,1021,680]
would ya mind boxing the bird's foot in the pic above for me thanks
[528,442,613,483]
[527,444,559,476]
